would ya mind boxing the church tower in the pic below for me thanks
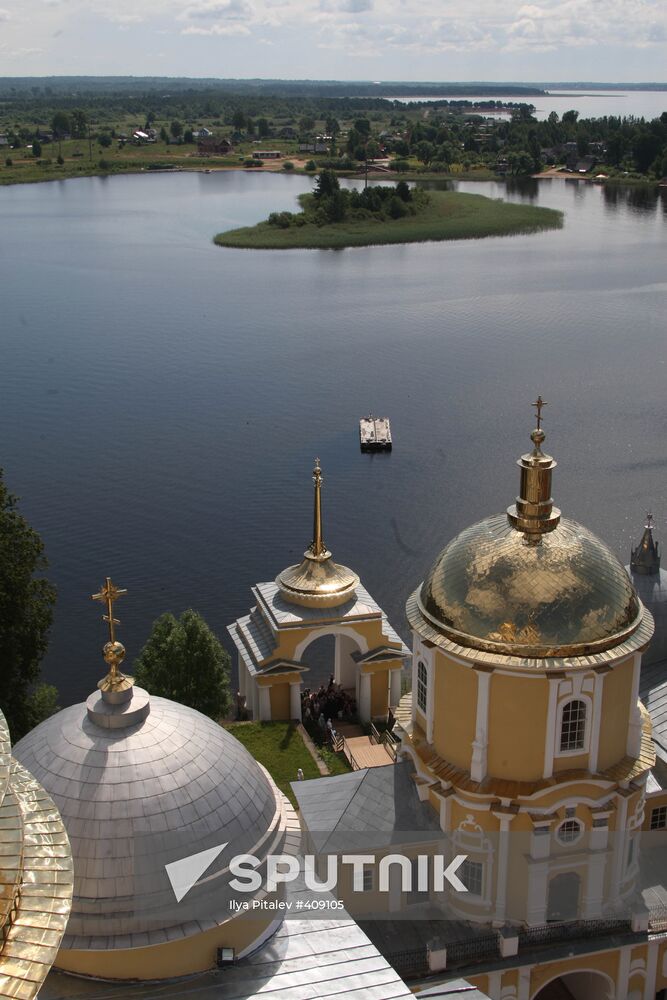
[400,400,658,998]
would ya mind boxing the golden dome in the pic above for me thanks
[414,513,642,657]
[409,400,645,659]
[276,459,359,608]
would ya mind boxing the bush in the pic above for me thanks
[98,133,112,148]
[282,160,295,171]
[57,154,64,166]
[389,159,409,172]
[388,196,408,219]
[244,158,262,167]
[5,158,12,167]
[268,211,294,228]
[305,159,316,171]
[98,158,110,170]
[32,141,42,158]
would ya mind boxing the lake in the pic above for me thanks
[390,90,667,120]
[1,170,666,706]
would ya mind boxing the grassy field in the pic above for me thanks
[224,721,349,807]
[215,189,563,250]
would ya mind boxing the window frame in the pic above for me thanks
[417,660,428,715]
[650,805,667,830]
[459,858,484,898]
[556,697,590,757]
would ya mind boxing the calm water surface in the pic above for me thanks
[392,90,667,120]
[1,171,666,704]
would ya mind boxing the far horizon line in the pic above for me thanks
[0,75,666,87]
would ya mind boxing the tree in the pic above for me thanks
[134,609,231,721]
[32,140,41,158]
[159,126,168,143]
[51,111,70,138]
[170,120,183,139]
[98,133,112,148]
[0,470,58,741]
[257,118,270,138]
[183,129,194,144]
[231,109,246,131]
[314,169,340,200]
[70,109,87,139]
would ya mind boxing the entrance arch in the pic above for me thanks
[532,969,614,1000]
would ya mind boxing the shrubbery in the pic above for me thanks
[267,169,419,229]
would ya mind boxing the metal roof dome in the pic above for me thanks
[13,693,280,950]
[409,404,647,661]
[416,513,642,658]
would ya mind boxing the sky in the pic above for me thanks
[0,0,666,81]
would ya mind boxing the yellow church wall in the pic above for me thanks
[269,619,398,666]
[269,682,291,720]
[54,910,276,980]
[656,938,667,991]
[597,659,634,771]
[643,791,667,830]
[432,654,476,770]
[528,946,620,997]
[371,670,389,717]
[487,673,548,781]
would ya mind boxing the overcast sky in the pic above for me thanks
[0,0,666,81]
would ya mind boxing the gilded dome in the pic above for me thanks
[415,513,642,657]
[409,404,648,660]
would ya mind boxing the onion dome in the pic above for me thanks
[12,579,282,955]
[409,399,650,660]
[277,459,359,608]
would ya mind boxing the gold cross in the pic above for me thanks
[646,512,654,529]
[91,577,127,643]
[531,395,547,430]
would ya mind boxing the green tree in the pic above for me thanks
[51,111,70,138]
[70,109,87,139]
[134,609,231,720]
[231,109,246,131]
[257,118,270,138]
[98,133,112,148]
[32,140,41,158]
[0,470,58,741]
[314,168,340,200]
[170,120,183,139]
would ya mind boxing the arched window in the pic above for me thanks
[417,661,427,714]
[559,699,586,752]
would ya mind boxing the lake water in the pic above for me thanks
[391,90,667,120]
[1,170,666,706]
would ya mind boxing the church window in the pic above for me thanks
[460,858,484,896]
[556,819,583,845]
[650,806,667,830]
[559,699,586,752]
[417,661,428,714]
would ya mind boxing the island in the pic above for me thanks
[214,172,563,250]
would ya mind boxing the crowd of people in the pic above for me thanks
[301,675,357,737]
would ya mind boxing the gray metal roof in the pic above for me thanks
[13,696,279,949]
[39,891,416,1000]
[641,657,667,763]
[293,762,442,853]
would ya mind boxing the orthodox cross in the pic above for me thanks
[532,395,547,430]
[91,577,127,643]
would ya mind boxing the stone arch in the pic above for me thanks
[532,968,615,1000]
[295,625,369,700]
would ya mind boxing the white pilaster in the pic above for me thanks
[581,850,607,918]
[628,652,643,757]
[644,939,659,1000]
[543,675,562,779]
[486,970,502,997]
[610,791,630,908]
[251,677,259,720]
[517,965,532,1000]
[616,944,632,998]
[359,672,371,723]
[290,681,302,721]
[492,810,513,926]
[589,667,607,773]
[426,658,434,744]
[526,861,549,926]
[390,667,402,709]
[471,667,492,782]
[258,685,271,722]
[238,657,246,697]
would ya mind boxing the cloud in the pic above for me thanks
[0,7,11,19]
[178,0,254,33]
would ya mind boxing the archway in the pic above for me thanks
[546,871,581,922]
[532,969,614,1000]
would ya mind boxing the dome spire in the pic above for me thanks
[507,395,561,540]
[275,459,359,608]
[631,512,660,576]
[89,577,150,728]
[91,576,133,693]
[310,458,329,560]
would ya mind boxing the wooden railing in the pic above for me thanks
[330,731,361,771]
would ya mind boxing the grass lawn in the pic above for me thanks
[214,189,563,250]
[224,721,349,807]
